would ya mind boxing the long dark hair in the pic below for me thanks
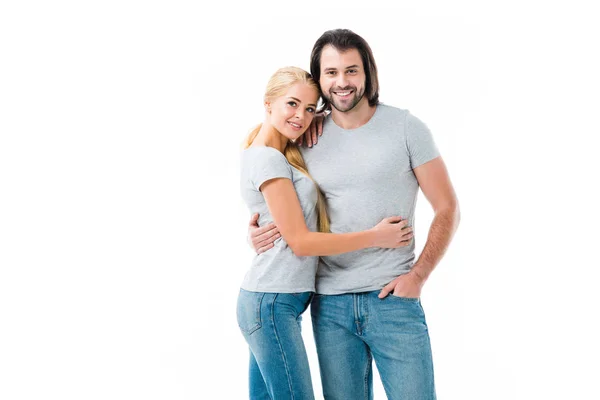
[310,29,380,111]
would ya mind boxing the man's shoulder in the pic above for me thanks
[376,103,409,119]
[320,103,410,126]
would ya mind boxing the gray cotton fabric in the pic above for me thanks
[300,104,440,294]
[240,146,319,293]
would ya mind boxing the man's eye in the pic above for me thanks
[348,69,357,74]
[326,71,335,75]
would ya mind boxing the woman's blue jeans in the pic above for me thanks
[237,289,315,400]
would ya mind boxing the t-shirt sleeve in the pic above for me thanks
[247,148,293,191]
[405,111,440,169]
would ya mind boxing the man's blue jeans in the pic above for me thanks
[237,289,315,400]
[311,290,436,400]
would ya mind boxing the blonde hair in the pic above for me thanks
[244,67,330,233]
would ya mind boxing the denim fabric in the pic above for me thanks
[311,290,436,400]
[237,289,315,400]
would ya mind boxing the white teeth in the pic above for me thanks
[289,122,301,128]
[335,91,351,96]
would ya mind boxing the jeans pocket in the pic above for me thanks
[237,289,265,335]
[389,294,420,302]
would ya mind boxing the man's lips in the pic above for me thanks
[333,89,354,98]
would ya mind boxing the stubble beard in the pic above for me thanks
[326,86,366,113]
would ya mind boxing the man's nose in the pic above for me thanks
[336,74,349,88]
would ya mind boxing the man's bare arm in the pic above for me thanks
[379,156,460,298]
[410,156,460,281]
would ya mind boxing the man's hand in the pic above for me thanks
[378,271,425,299]
[296,113,324,147]
[248,213,280,254]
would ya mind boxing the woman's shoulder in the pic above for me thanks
[242,146,289,166]
[241,146,293,187]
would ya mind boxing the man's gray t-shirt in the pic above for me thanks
[300,104,440,294]
[240,146,319,293]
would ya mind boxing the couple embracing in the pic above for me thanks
[237,28,460,400]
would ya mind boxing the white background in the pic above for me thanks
[1,1,599,399]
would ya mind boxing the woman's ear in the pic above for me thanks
[264,101,271,113]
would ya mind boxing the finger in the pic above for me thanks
[318,116,323,136]
[254,228,281,244]
[308,123,316,145]
[312,124,318,146]
[249,213,259,227]
[254,223,277,236]
[378,281,396,298]
[399,236,413,246]
[253,223,277,237]
[255,232,281,248]
[297,134,304,146]
[257,243,274,254]
[253,226,279,243]
[306,130,313,147]
[385,216,403,224]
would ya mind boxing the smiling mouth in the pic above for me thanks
[288,121,302,129]
[333,90,354,98]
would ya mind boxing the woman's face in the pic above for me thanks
[267,83,319,141]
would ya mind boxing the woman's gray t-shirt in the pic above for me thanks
[240,146,319,293]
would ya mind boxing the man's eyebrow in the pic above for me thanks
[323,65,360,71]
[288,97,317,107]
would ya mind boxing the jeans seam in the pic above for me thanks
[363,293,369,335]
[364,350,372,400]
[271,294,295,399]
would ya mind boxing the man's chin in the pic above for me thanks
[331,101,357,113]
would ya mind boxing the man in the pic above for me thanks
[248,29,460,399]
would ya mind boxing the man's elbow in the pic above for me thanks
[447,202,461,230]
[437,201,461,229]
[453,205,461,232]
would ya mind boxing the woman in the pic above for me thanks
[238,67,413,399]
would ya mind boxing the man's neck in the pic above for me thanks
[330,99,377,130]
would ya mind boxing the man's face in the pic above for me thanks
[319,45,367,112]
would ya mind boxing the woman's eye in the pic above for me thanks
[307,107,315,113]
[288,101,297,107]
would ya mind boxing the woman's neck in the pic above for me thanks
[252,122,288,153]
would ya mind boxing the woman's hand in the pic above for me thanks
[370,217,413,248]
